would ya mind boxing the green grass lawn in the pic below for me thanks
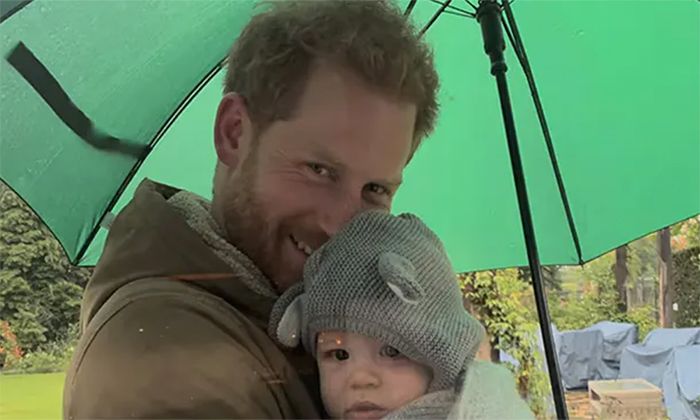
[0,372,64,420]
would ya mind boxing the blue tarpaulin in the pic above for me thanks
[662,345,700,420]
[584,321,638,379]
[557,328,604,389]
[619,328,700,388]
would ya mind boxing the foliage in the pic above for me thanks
[625,305,658,340]
[0,182,90,352]
[625,235,660,308]
[550,253,620,330]
[671,216,700,251]
[518,266,562,291]
[0,320,24,369]
[7,344,73,374]
[550,250,659,340]
[460,270,551,419]
[673,247,700,327]
[2,324,78,374]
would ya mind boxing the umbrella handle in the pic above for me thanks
[477,1,569,419]
[476,0,506,75]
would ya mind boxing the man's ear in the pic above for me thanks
[214,92,252,170]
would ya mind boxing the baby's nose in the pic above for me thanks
[348,367,381,390]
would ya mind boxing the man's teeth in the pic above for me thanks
[293,236,313,256]
[298,242,312,256]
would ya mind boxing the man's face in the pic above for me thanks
[213,63,416,291]
[317,331,432,419]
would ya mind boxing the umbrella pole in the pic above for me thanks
[476,1,569,418]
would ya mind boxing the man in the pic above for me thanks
[63,1,438,418]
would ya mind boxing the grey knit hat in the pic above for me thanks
[268,210,485,391]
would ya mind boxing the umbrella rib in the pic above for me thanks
[501,15,526,68]
[502,1,584,264]
[429,0,475,18]
[463,0,478,11]
[74,57,227,264]
[404,0,418,17]
[0,0,32,24]
[442,9,475,19]
[420,0,452,37]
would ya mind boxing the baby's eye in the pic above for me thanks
[380,345,403,359]
[323,349,349,361]
[333,349,349,361]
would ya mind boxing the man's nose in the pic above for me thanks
[318,191,364,237]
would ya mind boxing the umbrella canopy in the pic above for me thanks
[1,1,698,271]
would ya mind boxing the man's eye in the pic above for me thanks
[368,183,390,196]
[308,163,330,177]
[380,345,403,359]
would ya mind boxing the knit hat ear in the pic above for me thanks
[276,293,304,347]
[378,252,425,305]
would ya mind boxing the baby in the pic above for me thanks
[269,210,533,419]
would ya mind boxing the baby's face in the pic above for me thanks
[316,330,431,419]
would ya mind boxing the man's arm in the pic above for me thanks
[64,296,285,419]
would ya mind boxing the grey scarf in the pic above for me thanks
[167,190,277,298]
[383,361,536,420]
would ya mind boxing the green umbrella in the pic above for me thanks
[1,1,698,417]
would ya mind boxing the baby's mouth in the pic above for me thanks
[345,401,387,419]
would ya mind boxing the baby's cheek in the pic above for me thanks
[319,364,345,418]
[385,363,432,405]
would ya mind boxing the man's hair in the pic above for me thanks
[224,0,439,155]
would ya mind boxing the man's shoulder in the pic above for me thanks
[81,277,265,354]
[65,277,321,420]
[64,278,291,419]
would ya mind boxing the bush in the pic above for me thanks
[549,296,658,341]
[7,347,69,374]
[2,323,77,374]
[0,320,23,370]
[461,270,551,419]
[623,305,657,341]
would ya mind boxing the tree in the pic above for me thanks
[614,246,628,312]
[626,234,659,309]
[0,270,46,349]
[658,228,674,327]
[549,250,659,340]
[0,182,88,351]
[518,265,561,291]
[672,247,700,327]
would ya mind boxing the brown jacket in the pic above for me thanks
[63,180,322,419]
